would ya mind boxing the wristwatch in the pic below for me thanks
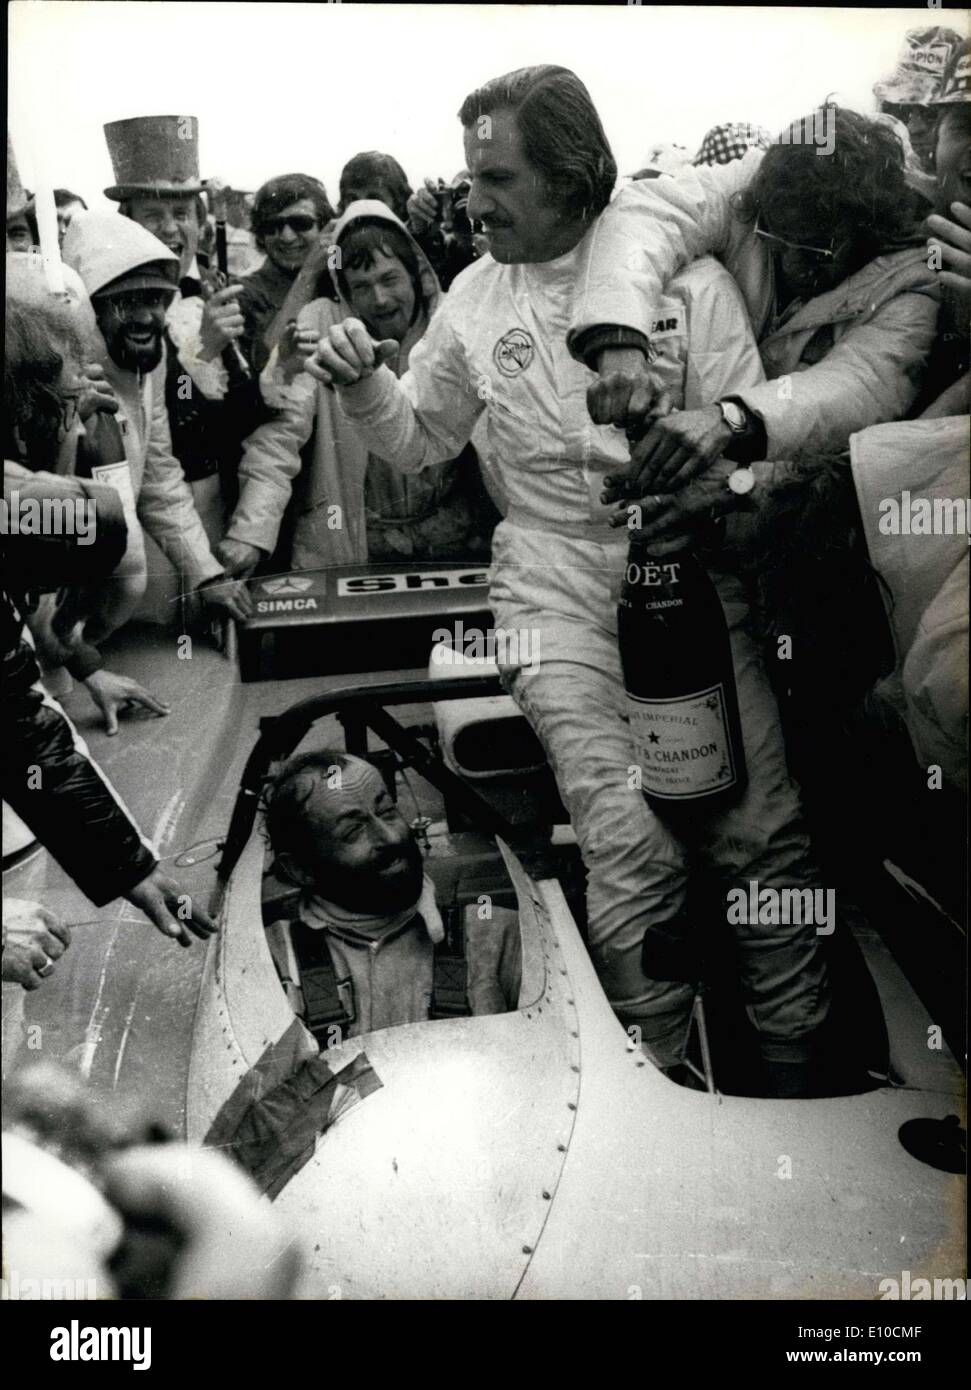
[718,399,757,498]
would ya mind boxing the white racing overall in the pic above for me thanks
[338,235,829,1068]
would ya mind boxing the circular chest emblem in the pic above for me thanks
[493,327,535,377]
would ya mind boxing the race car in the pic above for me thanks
[188,665,965,1300]
[3,564,964,1301]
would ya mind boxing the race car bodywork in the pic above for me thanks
[3,569,964,1300]
[186,675,965,1301]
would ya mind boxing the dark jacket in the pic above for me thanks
[165,269,271,494]
[1,477,158,904]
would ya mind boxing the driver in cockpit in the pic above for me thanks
[263,751,520,1037]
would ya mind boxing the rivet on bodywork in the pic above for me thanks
[522,1245,533,1254]
[567,1102,577,1110]
[570,1065,580,1073]
[542,1190,551,1200]
[557,1143,567,1152]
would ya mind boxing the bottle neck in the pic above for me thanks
[627,533,696,565]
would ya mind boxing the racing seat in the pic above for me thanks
[261,863,490,1043]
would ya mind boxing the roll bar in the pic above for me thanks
[218,673,520,883]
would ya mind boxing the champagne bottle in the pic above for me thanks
[618,535,748,822]
[74,408,127,478]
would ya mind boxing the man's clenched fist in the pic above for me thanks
[305,317,398,387]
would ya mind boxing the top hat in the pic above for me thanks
[103,115,204,201]
[873,25,965,107]
[7,132,30,219]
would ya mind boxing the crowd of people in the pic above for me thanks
[1,21,968,1294]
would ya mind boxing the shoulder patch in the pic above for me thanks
[649,311,684,340]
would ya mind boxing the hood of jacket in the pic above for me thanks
[329,199,441,337]
[62,210,178,299]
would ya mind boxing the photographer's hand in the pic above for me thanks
[407,178,443,236]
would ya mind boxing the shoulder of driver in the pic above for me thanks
[435,251,497,302]
[611,146,763,211]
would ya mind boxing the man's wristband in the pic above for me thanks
[573,325,652,370]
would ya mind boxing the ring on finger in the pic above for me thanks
[37,958,55,978]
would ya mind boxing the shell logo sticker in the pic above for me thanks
[262,576,314,595]
[493,328,535,377]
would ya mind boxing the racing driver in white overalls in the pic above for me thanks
[306,66,830,1096]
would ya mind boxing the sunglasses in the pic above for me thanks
[753,214,842,261]
[260,214,319,236]
[882,103,937,129]
[103,290,171,315]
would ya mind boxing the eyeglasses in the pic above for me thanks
[753,214,841,261]
[104,290,171,315]
[882,103,937,130]
[259,214,319,236]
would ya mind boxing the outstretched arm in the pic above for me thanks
[306,306,484,473]
[573,152,761,375]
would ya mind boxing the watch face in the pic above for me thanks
[728,466,755,496]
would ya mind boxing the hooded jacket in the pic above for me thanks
[226,201,495,568]
[566,150,940,458]
[62,212,223,592]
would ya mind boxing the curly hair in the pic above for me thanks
[733,105,925,271]
[4,260,86,464]
[251,173,335,249]
[338,152,412,223]
[458,66,617,222]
